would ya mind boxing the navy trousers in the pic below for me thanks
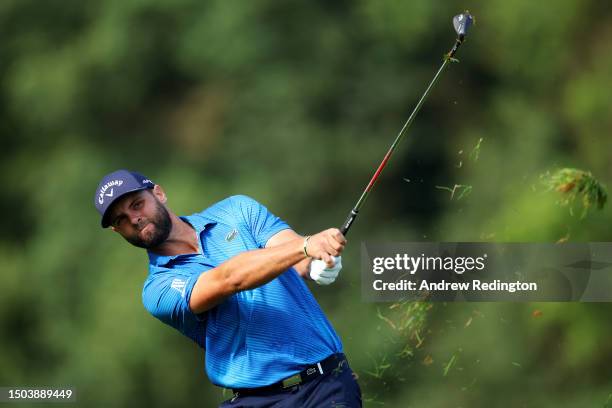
[220,358,362,408]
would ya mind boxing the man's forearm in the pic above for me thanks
[189,238,306,313]
[217,238,306,292]
[265,229,312,279]
[190,227,345,314]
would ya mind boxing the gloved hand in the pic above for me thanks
[309,256,342,285]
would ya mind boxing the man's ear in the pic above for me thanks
[152,184,167,204]
[110,226,117,232]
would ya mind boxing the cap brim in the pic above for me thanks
[101,186,153,228]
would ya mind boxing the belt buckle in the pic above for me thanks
[281,373,301,388]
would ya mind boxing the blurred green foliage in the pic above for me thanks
[1,0,611,406]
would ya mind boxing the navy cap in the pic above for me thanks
[94,169,155,228]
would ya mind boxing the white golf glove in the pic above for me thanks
[309,256,342,285]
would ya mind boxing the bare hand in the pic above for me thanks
[306,228,347,267]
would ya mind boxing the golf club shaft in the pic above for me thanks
[340,38,464,236]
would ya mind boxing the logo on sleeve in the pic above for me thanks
[171,278,186,296]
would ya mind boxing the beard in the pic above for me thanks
[125,199,172,249]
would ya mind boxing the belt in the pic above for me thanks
[231,353,347,397]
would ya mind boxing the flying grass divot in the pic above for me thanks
[433,138,483,201]
[541,168,608,218]
[435,184,472,201]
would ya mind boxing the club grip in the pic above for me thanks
[340,209,359,237]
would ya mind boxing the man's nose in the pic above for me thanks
[129,212,142,226]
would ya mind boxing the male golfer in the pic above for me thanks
[94,169,362,407]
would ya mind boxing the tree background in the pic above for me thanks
[1,0,611,406]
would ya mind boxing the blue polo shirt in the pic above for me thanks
[142,195,343,388]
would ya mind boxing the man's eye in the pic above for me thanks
[134,201,143,209]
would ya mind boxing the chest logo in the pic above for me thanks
[225,228,238,242]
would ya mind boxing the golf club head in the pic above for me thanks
[453,12,473,40]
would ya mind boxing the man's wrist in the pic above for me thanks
[303,235,312,258]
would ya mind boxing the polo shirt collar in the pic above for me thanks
[147,214,216,267]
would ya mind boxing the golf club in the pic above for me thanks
[339,11,474,236]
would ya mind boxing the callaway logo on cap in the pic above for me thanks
[94,169,154,228]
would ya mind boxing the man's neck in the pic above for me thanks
[149,214,200,256]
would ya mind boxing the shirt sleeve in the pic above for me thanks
[142,269,208,333]
[231,195,290,247]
